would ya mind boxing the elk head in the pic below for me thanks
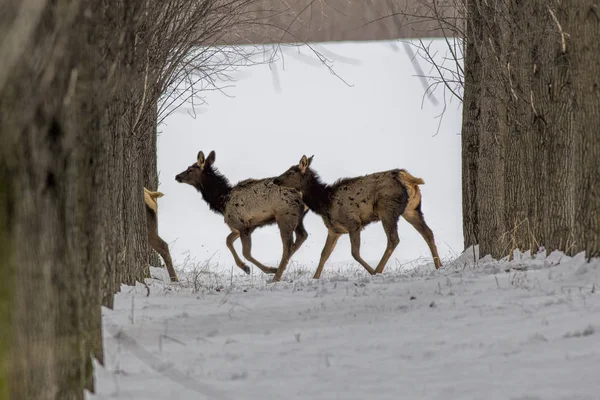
[273,155,314,191]
[175,150,216,187]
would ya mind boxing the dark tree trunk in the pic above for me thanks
[462,0,600,259]
[123,128,150,282]
[0,1,144,398]
[0,3,88,397]
[103,101,126,308]
[460,0,482,250]
[564,4,600,258]
[141,107,164,271]
[463,0,507,258]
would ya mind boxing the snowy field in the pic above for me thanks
[90,248,600,400]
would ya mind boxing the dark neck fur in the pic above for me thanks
[302,171,332,216]
[194,166,232,214]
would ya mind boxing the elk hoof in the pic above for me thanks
[242,265,251,274]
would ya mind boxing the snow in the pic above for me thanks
[89,249,600,400]
[156,39,462,272]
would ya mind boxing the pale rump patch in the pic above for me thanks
[397,170,424,211]
[144,187,164,214]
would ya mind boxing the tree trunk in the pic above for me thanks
[0,1,144,398]
[123,127,150,282]
[460,0,482,250]
[103,101,126,308]
[463,0,507,258]
[141,106,164,271]
[565,4,600,259]
[0,3,84,397]
[463,0,600,259]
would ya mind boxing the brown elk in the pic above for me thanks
[144,188,178,282]
[273,155,442,279]
[175,150,308,282]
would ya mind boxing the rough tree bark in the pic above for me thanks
[463,0,507,258]
[564,4,600,258]
[140,107,163,271]
[0,1,143,398]
[0,3,88,397]
[462,0,600,259]
[460,0,482,250]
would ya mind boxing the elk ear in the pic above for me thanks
[299,155,311,173]
[206,150,216,166]
[197,151,205,168]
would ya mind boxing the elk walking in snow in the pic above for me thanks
[175,150,308,282]
[273,155,441,279]
[144,188,178,282]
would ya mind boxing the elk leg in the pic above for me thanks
[290,218,308,256]
[374,217,400,274]
[402,209,442,269]
[313,230,341,279]
[240,232,278,274]
[271,226,294,282]
[226,231,251,274]
[147,208,178,282]
[349,229,376,275]
[149,234,178,282]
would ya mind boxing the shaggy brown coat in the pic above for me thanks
[175,150,308,282]
[273,155,441,278]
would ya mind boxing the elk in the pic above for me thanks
[273,155,441,279]
[175,150,308,282]
[144,188,178,282]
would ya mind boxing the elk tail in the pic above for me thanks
[144,187,164,199]
[143,187,163,213]
[397,170,424,211]
[397,169,425,186]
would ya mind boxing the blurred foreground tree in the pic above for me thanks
[0,2,144,399]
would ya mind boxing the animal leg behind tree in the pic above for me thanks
[313,230,341,279]
[349,229,376,275]
[149,234,178,282]
[374,217,400,274]
[240,232,278,274]
[147,208,178,282]
[226,231,251,274]
[271,225,295,282]
[402,209,442,269]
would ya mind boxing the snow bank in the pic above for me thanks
[90,249,600,400]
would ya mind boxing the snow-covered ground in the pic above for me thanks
[90,249,600,400]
